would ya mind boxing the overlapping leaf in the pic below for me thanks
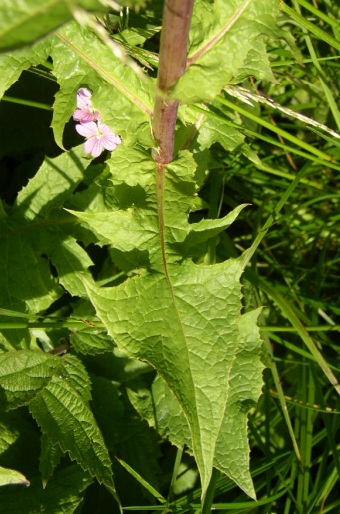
[0,147,95,348]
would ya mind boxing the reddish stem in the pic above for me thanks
[152,0,195,164]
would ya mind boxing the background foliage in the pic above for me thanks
[0,0,340,512]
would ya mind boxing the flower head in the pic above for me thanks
[75,121,121,158]
[73,87,100,123]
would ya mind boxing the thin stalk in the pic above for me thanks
[166,446,184,508]
[1,96,52,111]
[0,321,102,329]
[201,468,219,514]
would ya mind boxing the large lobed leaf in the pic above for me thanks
[70,147,264,498]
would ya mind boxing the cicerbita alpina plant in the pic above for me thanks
[73,88,121,157]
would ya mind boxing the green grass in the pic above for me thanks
[200,2,340,511]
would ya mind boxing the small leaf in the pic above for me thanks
[0,351,59,409]
[0,466,29,487]
[0,464,92,514]
[70,327,116,355]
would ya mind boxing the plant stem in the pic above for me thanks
[152,0,195,164]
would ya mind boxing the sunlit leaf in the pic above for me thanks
[173,0,278,103]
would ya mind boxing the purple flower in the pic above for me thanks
[77,88,92,109]
[73,87,100,123]
[75,121,122,158]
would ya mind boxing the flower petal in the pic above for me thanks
[84,137,103,158]
[75,122,98,138]
[96,123,122,151]
[102,133,122,151]
[76,88,92,109]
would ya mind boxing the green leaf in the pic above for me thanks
[70,326,116,355]
[0,466,29,487]
[130,308,264,497]
[57,353,93,402]
[0,0,112,52]
[173,0,279,104]
[0,351,91,408]
[0,38,53,99]
[29,374,114,488]
[0,351,59,409]
[71,148,264,497]
[67,147,241,258]
[0,349,112,488]
[39,434,64,487]
[14,147,88,220]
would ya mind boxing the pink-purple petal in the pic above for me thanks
[102,133,121,151]
[75,122,98,138]
[84,137,103,158]
[76,88,92,110]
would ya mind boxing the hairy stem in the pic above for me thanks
[152,0,195,164]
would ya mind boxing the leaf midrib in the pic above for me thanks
[156,162,209,480]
